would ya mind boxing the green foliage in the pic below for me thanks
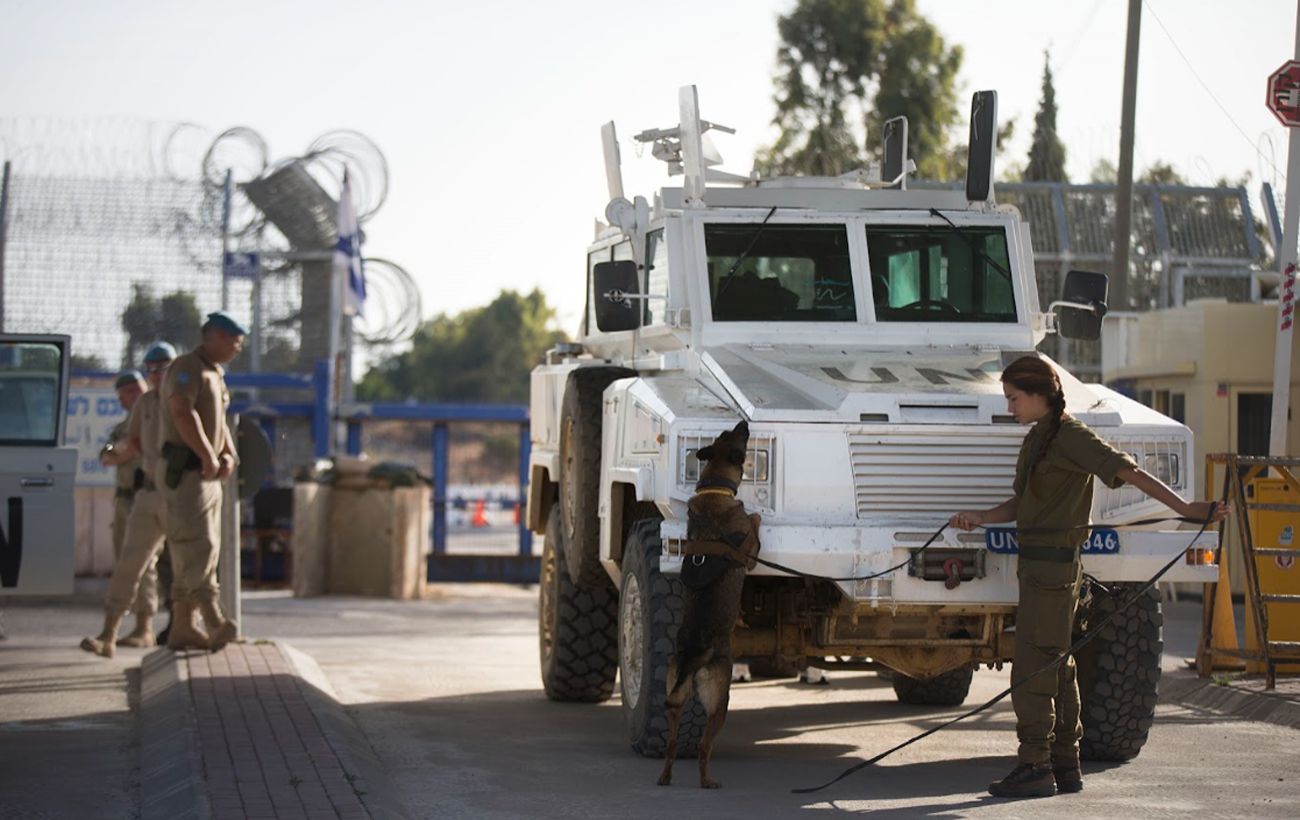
[120,284,200,367]
[866,0,964,180]
[1024,53,1068,183]
[759,0,962,180]
[357,288,567,404]
[1138,161,1184,186]
[70,353,108,371]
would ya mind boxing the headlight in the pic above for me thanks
[1145,452,1180,487]
[682,446,770,483]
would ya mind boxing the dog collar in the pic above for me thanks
[695,477,739,495]
[695,487,736,497]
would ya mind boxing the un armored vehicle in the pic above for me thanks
[528,87,1216,762]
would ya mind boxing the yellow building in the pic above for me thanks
[1102,299,1300,594]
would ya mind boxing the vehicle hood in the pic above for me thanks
[700,344,1125,426]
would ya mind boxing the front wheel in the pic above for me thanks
[1075,581,1163,761]
[618,518,707,758]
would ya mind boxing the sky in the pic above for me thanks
[1,0,1297,348]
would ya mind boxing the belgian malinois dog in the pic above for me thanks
[658,419,762,789]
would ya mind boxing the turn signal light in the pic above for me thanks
[1185,547,1216,566]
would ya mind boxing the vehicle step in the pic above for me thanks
[1254,547,1300,556]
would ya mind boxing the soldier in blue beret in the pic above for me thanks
[156,314,246,651]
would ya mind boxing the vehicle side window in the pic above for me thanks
[0,341,62,446]
[644,230,669,326]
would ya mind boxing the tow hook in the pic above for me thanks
[943,557,964,590]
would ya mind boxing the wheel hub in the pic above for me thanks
[620,573,645,709]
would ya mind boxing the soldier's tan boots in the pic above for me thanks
[166,601,210,651]
[79,610,125,659]
[196,597,237,653]
[117,614,156,648]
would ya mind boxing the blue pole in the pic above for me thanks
[518,423,532,557]
[311,359,330,458]
[346,421,362,456]
[433,422,449,555]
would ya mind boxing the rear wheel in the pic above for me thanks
[558,366,633,587]
[1075,581,1163,761]
[539,507,618,702]
[618,518,707,758]
[891,666,974,706]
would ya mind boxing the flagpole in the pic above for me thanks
[326,181,344,458]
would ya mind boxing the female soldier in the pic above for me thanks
[950,356,1229,799]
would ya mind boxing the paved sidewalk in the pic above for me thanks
[140,642,401,820]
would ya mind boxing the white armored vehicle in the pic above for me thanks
[529,87,1216,763]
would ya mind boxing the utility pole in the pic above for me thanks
[0,160,11,333]
[1112,0,1142,313]
[1269,4,1300,458]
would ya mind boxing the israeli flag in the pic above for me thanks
[336,170,366,317]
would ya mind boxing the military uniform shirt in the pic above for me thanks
[160,348,230,457]
[1012,416,1139,551]
[127,389,165,482]
[108,418,140,492]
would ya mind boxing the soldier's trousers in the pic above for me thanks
[162,470,223,603]
[111,491,154,614]
[1010,556,1083,765]
[104,489,164,616]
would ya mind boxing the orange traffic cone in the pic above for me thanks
[1208,556,1246,671]
[472,499,488,529]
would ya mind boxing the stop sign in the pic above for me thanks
[1268,60,1300,127]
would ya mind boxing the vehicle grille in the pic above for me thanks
[849,428,1025,516]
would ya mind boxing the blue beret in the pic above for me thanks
[144,341,177,363]
[204,311,249,336]
[114,370,145,389]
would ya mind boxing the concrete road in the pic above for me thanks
[240,587,1299,819]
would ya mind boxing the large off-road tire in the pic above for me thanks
[891,666,974,706]
[539,507,618,703]
[1075,581,1163,762]
[559,366,634,588]
[618,518,708,758]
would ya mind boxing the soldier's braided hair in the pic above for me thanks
[1001,356,1068,494]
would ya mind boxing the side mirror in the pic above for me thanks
[592,260,641,333]
[965,90,997,202]
[882,116,908,190]
[1053,269,1109,341]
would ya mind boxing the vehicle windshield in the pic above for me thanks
[705,224,855,322]
[865,225,1017,323]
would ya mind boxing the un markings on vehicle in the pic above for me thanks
[985,528,1121,555]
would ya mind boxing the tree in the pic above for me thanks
[1024,52,1068,183]
[866,0,964,180]
[120,284,201,367]
[758,0,963,180]
[357,288,567,404]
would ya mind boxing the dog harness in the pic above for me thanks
[681,480,761,589]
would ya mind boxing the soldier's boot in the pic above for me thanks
[196,597,238,653]
[79,610,125,659]
[988,762,1056,799]
[1052,757,1083,794]
[166,601,210,651]
[117,613,156,648]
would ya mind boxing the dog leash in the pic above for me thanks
[789,491,1226,795]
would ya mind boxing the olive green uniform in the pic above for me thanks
[107,418,152,614]
[159,348,231,604]
[1010,417,1138,766]
[103,390,165,615]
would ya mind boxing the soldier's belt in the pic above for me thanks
[161,442,203,489]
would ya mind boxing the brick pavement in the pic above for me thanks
[186,643,371,820]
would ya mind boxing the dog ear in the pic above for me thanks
[733,419,749,436]
[696,446,714,462]
[727,449,746,466]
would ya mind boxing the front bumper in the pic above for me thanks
[659,521,1218,604]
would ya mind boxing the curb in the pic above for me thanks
[138,647,210,820]
[1160,670,1300,731]
[277,643,413,820]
